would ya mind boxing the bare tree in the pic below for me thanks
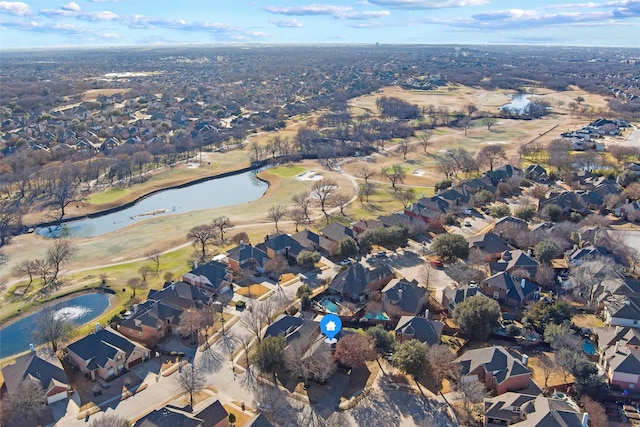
[398,138,414,160]
[174,363,205,408]
[177,309,205,343]
[476,145,506,171]
[13,259,38,296]
[138,265,152,287]
[466,104,478,117]
[292,191,312,223]
[428,344,458,392]
[187,224,217,262]
[334,334,377,369]
[33,306,74,357]
[145,251,161,274]
[127,277,146,300]
[33,258,52,291]
[311,178,337,220]
[267,205,287,232]
[89,414,130,427]
[581,396,609,427]
[418,131,433,154]
[357,166,376,184]
[333,193,350,216]
[568,255,624,306]
[47,240,78,284]
[419,263,436,298]
[380,164,406,191]
[0,199,21,247]
[394,190,415,209]
[480,116,498,131]
[3,378,45,424]
[211,216,234,243]
[288,207,307,232]
[457,379,485,413]
[537,352,556,390]
[240,299,277,342]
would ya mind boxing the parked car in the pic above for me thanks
[464,221,472,227]
[430,259,443,268]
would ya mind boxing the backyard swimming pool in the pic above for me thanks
[320,297,340,313]
[364,311,390,321]
[584,340,597,355]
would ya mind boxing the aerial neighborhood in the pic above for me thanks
[1,45,640,427]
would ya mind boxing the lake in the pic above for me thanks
[499,93,535,114]
[38,169,268,238]
[0,292,112,358]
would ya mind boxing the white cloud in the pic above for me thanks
[265,3,390,19]
[366,0,488,9]
[270,18,304,27]
[61,2,81,12]
[0,1,32,16]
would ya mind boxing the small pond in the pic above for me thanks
[499,93,535,114]
[38,169,268,239]
[0,292,111,358]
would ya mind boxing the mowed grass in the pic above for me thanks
[270,165,307,177]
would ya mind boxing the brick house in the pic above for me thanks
[183,260,233,294]
[66,327,150,381]
[457,346,531,395]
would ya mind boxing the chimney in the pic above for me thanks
[521,279,526,289]
[133,303,138,314]
[398,288,403,300]
[615,341,620,353]
[425,309,429,318]
[171,283,175,291]
[29,343,35,352]
[95,323,101,333]
[521,354,529,366]
[240,240,244,245]
[615,325,621,334]
[194,260,198,269]
[582,413,589,427]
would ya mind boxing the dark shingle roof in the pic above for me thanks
[457,346,530,385]
[67,328,146,370]
[226,244,269,269]
[394,316,443,346]
[1,352,68,396]
[468,232,511,254]
[194,399,228,425]
[382,278,427,314]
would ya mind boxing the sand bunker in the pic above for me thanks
[297,170,324,181]
[413,170,426,176]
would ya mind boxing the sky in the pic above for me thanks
[0,0,638,49]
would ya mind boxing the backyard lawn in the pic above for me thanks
[235,284,271,299]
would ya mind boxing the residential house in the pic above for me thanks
[539,192,588,216]
[617,200,640,220]
[565,246,609,267]
[381,278,428,317]
[319,223,355,255]
[183,260,233,294]
[119,299,183,347]
[67,327,150,381]
[441,284,486,316]
[457,346,531,395]
[492,216,528,234]
[524,164,548,181]
[378,212,423,229]
[603,295,640,328]
[328,263,393,302]
[1,350,71,404]
[394,316,443,347]
[597,326,640,391]
[489,250,539,278]
[351,219,383,236]
[257,233,305,264]
[147,280,211,311]
[246,414,275,427]
[484,392,587,427]
[468,232,512,262]
[405,196,449,230]
[291,229,321,253]
[480,272,540,309]
[225,243,270,276]
[262,315,334,381]
[133,400,228,427]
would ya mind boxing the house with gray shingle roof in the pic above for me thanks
[457,346,531,395]
[382,278,428,317]
[489,250,539,278]
[328,263,393,302]
[468,232,512,262]
[66,327,150,381]
[480,272,540,309]
[394,316,443,347]
[598,326,640,391]
[133,400,229,427]
[119,299,183,347]
[604,295,640,329]
[441,284,486,316]
[484,392,586,427]
[183,260,233,294]
[1,350,70,404]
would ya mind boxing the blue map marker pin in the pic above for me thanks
[320,313,342,344]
